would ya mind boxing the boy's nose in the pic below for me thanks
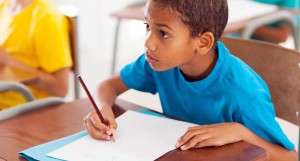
[144,32,156,52]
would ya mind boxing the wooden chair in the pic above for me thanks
[0,81,35,102]
[0,97,65,121]
[61,6,80,99]
[220,37,300,154]
[0,81,66,121]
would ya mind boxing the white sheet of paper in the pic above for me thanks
[228,0,278,24]
[47,110,197,161]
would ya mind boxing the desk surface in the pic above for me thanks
[0,98,269,161]
[0,65,40,85]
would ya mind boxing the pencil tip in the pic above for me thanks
[111,136,115,142]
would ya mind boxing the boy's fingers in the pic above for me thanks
[180,134,212,150]
[176,130,207,148]
[194,138,218,148]
[102,108,117,128]
[89,112,109,131]
[105,118,118,135]
[107,117,118,130]
[85,116,111,140]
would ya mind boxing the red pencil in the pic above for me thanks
[77,74,115,142]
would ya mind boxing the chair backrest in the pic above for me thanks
[65,15,78,73]
[0,97,66,121]
[0,81,35,102]
[60,6,80,99]
[220,37,300,126]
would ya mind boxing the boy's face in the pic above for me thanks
[144,1,201,72]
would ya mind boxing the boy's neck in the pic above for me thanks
[180,47,218,82]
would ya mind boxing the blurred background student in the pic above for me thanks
[232,0,299,44]
[0,0,72,109]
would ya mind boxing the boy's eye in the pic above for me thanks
[159,31,169,38]
[144,23,150,31]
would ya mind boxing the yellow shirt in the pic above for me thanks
[0,0,72,109]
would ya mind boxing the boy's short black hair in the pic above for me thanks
[153,0,228,42]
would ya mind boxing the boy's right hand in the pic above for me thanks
[83,107,117,140]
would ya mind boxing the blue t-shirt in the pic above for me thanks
[120,41,294,150]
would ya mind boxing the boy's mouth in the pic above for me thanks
[145,54,158,64]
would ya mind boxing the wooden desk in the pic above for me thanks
[0,98,268,161]
[0,65,40,85]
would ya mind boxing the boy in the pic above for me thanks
[84,0,298,160]
[0,0,72,109]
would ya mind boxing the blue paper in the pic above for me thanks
[19,110,165,160]
[20,131,88,161]
[136,109,166,118]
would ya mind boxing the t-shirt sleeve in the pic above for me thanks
[33,14,72,73]
[236,96,295,150]
[120,54,157,94]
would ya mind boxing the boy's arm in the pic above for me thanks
[240,124,298,161]
[0,46,70,97]
[96,74,130,109]
[176,123,298,161]
[84,74,129,140]
[252,25,291,43]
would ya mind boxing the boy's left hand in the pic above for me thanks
[176,122,244,150]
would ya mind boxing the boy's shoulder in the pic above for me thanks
[217,41,269,95]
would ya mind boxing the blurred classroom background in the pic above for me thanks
[53,0,298,149]
[54,0,160,109]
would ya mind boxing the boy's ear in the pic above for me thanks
[197,32,215,55]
